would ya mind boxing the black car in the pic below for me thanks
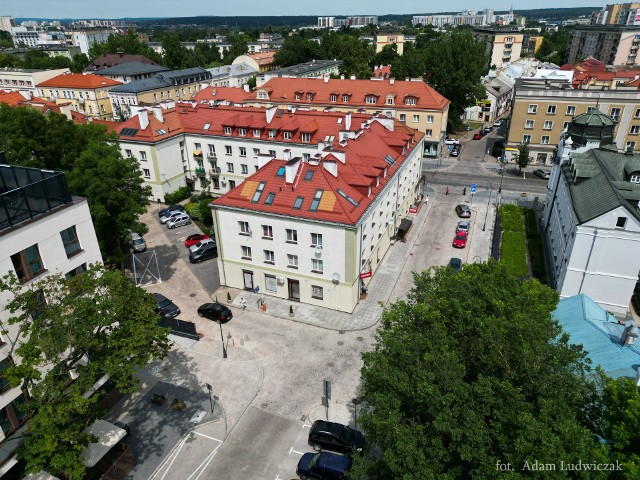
[189,243,218,263]
[197,302,233,323]
[455,204,471,218]
[308,420,365,454]
[296,451,352,480]
[449,257,462,272]
[158,204,185,218]
[154,293,180,318]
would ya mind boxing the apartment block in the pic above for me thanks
[256,60,341,87]
[208,63,258,88]
[473,27,523,69]
[0,68,70,95]
[566,26,640,66]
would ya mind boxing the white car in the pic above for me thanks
[493,119,504,127]
[445,138,460,145]
[189,238,215,252]
[456,221,470,233]
[160,210,185,224]
[166,213,191,229]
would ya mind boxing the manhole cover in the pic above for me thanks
[189,293,196,297]
[356,336,364,341]
[337,341,344,346]
[327,362,335,368]
[261,402,268,409]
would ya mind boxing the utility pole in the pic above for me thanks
[482,184,493,232]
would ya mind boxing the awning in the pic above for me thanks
[81,420,127,468]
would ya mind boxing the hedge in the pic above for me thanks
[199,198,214,226]
[524,208,548,284]
[499,204,523,232]
[500,231,528,277]
[164,186,191,205]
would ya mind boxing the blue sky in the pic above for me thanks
[3,1,604,19]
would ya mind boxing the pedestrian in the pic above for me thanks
[463,187,466,195]
[240,297,247,310]
[445,186,449,195]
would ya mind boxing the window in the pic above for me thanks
[125,149,132,158]
[224,126,232,134]
[239,128,246,136]
[543,120,553,130]
[330,94,337,102]
[636,108,640,118]
[283,132,292,140]
[229,180,236,188]
[65,263,87,279]
[528,104,537,113]
[627,141,636,151]
[251,181,265,202]
[241,164,248,174]
[365,96,376,104]
[399,114,406,122]
[239,147,246,157]
[253,148,260,157]
[264,250,274,264]
[140,151,147,161]
[427,115,434,123]
[342,95,349,102]
[587,107,597,113]
[143,168,150,178]
[295,93,302,100]
[311,233,323,247]
[262,225,273,238]
[208,145,216,156]
[412,115,419,123]
[0,358,13,394]
[226,162,234,172]
[0,394,30,435]
[269,149,276,157]
[269,130,277,138]
[286,229,298,243]
[311,258,323,273]
[405,97,416,105]
[253,129,261,137]
[287,254,298,268]
[630,174,640,183]
[547,105,556,114]
[301,132,310,142]
[566,105,576,115]
[386,98,393,105]
[60,226,81,257]
[632,126,640,135]
[11,245,45,282]
[293,196,304,209]
[239,221,250,235]
[425,129,432,137]
[522,135,531,143]
[563,121,571,131]
[541,135,550,145]
[525,120,535,129]
[310,189,324,211]
[311,285,323,300]
[265,274,277,292]
[610,108,621,122]
[212,178,220,189]
[265,192,275,204]
[306,93,314,101]
[616,217,627,228]
[241,246,252,259]
[225,145,232,155]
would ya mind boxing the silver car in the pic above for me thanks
[189,238,215,252]
[130,232,146,253]
[166,213,191,229]
[456,221,470,234]
[160,210,185,224]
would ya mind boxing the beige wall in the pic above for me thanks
[375,33,405,55]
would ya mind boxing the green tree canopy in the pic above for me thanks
[161,33,188,70]
[0,265,170,480]
[274,34,321,68]
[88,31,161,64]
[352,262,603,479]
[515,142,532,173]
[535,27,571,66]
[371,44,399,69]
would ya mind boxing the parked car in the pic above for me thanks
[482,126,492,135]
[455,204,471,218]
[185,234,209,248]
[130,232,146,253]
[453,231,468,248]
[158,204,184,218]
[296,452,352,480]
[445,138,460,145]
[308,421,365,455]
[449,257,462,271]
[450,147,460,157]
[533,169,551,179]
[154,293,180,318]
[493,118,504,127]
[160,210,185,224]
[166,213,191,229]
[456,220,470,234]
[472,132,482,140]
[189,237,215,252]
[197,302,233,323]
[189,243,218,263]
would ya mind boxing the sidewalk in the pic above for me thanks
[217,195,435,332]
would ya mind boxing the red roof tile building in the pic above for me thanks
[0,90,89,124]
[243,77,449,157]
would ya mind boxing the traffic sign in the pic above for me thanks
[470,184,477,193]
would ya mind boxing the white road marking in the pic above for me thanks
[193,431,223,442]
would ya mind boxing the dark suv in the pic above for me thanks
[296,451,352,480]
[308,421,364,454]
[154,293,180,318]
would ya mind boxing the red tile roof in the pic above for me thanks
[373,65,391,79]
[37,73,123,89]
[246,51,277,66]
[0,90,60,112]
[572,69,640,88]
[192,86,249,105]
[245,77,449,111]
[212,120,423,225]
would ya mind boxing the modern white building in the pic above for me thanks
[542,111,640,316]
[0,16,15,33]
[207,63,258,88]
[10,26,38,47]
[0,68,70,95]
[256,60,342,87]
[211,117,424,313]
[67,30,112,55]
[0,161,103,475]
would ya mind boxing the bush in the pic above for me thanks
[199,198,214,226]
[524,209,547,285]
[164,186,191,205]
[499,204,524,232]
[501,231,528,277]
[184,202,201,221]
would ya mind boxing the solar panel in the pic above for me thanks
[119,128,139,136]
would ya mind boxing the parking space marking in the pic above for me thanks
[290,449,305,455]
[193,431,223,442]
[159,434,190,480]
[187,439,223,480]
[274,421,312,480]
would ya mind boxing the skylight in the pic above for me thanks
[276,166,285,177]
[304,170,315,181]
[203,123,210,130]
[310,189,324,211]
[293,196,304,209]
[251,182,266,203]
[384,155,396,166]
[337,188,359,207]
[156,129,166,135]
[265,192,275,205]
[119,127,139,136]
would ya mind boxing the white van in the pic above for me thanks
[166,213,191,229]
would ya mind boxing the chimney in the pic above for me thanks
[621,321,639,345]
[323,75,329,83]
[285,158,301,183]
[151,106,163,122]
[323,160,338,177]
[18,90,31,100]
[350,75,356,80]
[138,109,149,130]
[243,83,250,92]
[345,112,351,130]
[340,74,344,80]
[390,77,395,85]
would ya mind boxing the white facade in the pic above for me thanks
[0,68,70,95]
[207,63,257,88]
[0,17,15,33]
[69,30,112,55]
[10,27,38,47]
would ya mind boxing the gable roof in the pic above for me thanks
[96,61,170,77]
[192,86,248,105]
[246,77,449,111]
[84,54,160,72]
[0,90,60,112]
[37,73,122,89]
[109,67,210,94]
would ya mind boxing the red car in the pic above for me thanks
[473,132,482,140]
[453,231,468,248]
[184,234,209,248]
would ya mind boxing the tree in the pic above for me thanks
[70,53,90,73]
[371,44,398,68]
[0,53,19,68]
[0,265,170,479]
[161,33,188,70]
[351,262,603,479]
[515,142,531,173]
[0,30,13,49]
[274,34,321,67]
[88,31,161,64]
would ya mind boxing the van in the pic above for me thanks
[166,213,191,229]
[130,232,146,253]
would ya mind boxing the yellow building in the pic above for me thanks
[375,31,405,55]
[232,51,277,73]
[36,73,121,120]
[473,27,524,69]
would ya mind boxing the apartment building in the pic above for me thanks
[232,52,277,73]
[107,67,211,119]
[473,27,523,69]
[0,68,70,96]
[592,3,640,25]
[211,117,424,313]
[413,8,515,28]
[65,30,112,55]
[256,60,341,87]
[0,161,102,476]
[207,63,258,88]
[506,76,640,165]
[9,27,38,47]
[566,26,640,66]
[93,61,170,84]
[85,54,160,73]
[541,113,640,315]
[36,73,122,120]
[243,77,449,157]
[0,16,15,33]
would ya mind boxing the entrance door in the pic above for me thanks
[287,279,300,301]
[243,270,254,290]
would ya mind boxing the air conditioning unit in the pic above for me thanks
[276,276,285,284]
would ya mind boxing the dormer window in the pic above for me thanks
[631,174,640,183]
[342,95,350,102]
[224,126,232,134]
[405,96,417,105]
[365,95,377,104]
[253,128,261,137]
[330,94,337,102]
[283,132,292,140]
[306,93,314,101]
[269,130,277,138]
[258,91,268,99]
[295,93,302,100]
[301,132,311,142]
[386,97,393,105]
[239,128,247,136]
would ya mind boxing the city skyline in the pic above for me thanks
[3,0,604,20]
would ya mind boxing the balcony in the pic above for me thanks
[207,152,217,160]
[193,150,203,159]
[195,167,206,176]
[210,166,222,176]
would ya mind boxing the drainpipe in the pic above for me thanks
[577,228,598,294]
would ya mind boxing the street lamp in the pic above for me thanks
[206,383,214,413]
[482,184,493,232]
[498,149,507,194]
[219,322,227,359]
